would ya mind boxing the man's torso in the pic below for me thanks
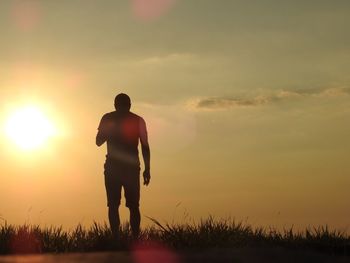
[99,111,142,167]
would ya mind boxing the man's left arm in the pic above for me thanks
[140,118,151,185]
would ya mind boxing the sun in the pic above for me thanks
[4,106,56,151]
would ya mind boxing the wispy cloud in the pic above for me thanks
[190,87,350,111]
[196,96,268,109]
[137,53,195,65]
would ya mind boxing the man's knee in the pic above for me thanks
[108,204,120,211]
[128,205,140,212]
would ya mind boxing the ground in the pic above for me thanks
[0,248,348,263]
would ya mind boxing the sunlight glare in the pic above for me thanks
[4,106,56,151]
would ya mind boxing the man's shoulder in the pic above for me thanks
[101,111,145,123]
[128,111,141,118]
[129,112,145,122]
[100,111,115,121]
[102,111,115,117]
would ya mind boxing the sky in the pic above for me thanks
[0,0,349,231]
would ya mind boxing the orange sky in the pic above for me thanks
[0,0,349,231]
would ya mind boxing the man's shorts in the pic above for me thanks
[104,158,140,208]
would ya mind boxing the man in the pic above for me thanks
[96,93,151,238]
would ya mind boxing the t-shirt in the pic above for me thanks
[98,111,147,167]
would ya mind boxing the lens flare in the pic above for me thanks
[132,241,180,263]
[11,1,41,31]
[132,0,177,21]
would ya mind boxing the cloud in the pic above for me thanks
[316,86,350,97]
[137,53,195,65]
[196,96,268,109]
[191,86,350,111]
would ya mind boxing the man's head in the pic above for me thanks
[114,93,131,112]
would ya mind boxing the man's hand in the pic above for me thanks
[143,170,151,186]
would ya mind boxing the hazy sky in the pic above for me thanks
[0,0,349,231]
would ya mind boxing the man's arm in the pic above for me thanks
[140,118,151,185]
[96,130,107,146]
[96,115,107,146]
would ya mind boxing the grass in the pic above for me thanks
[0,217,349,256]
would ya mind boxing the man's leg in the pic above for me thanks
[108,205,120,238]
[129,206,140,238]
[124,167,141,238]
[104,161,122,238]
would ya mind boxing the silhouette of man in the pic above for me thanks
[96,93,150,238]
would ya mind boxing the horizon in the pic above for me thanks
[0,0,349,232]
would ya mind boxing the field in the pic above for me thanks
[0,217,349,258]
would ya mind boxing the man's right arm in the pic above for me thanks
[96,130,106,146]
[96,115,107,146]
